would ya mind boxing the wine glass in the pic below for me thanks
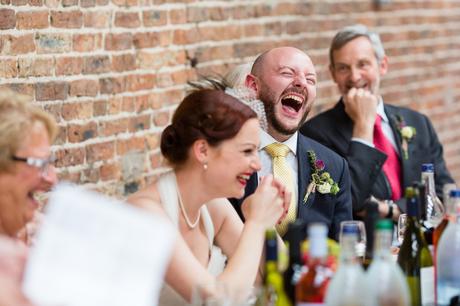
[339,220,366,261]
[397,213,407,246]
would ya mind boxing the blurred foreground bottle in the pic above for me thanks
[436,190,460,306]
[324,222,371,306]
[397,187,434,306]
[259,228,291,306]
[295,223,333,305]
[283,220,306,304]
[367,219,410,306]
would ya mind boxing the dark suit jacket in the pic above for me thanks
[230,133,352,240]
[300,100,455,213]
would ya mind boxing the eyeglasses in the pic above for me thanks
[11,155,56,176]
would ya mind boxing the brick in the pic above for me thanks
[134,94,150,112]
[129,114,150,132]
[99,118,128,136]
[173,28,199,45]
[96,0,108,5]
[100,162,121,181]
[105,33,132,50]
[43,104,62,124]
[149,152,163,169]
[68,121,97,142]
[112,53,136,72]
[18,58,54,77]
[116,137,145,155]
[55,147,85,167]
[81,167,99,183]
[142,10,166,27]
[62,0,77,6]
[55,56,83,75]
[114,12,140,28]
[51,10,83,28]
[99,77,125,94]
[169,8,186,24]
[69,79,99,97]
[83,55,110,74]
[80,0,96,7]
[125,73,155,91]
[73,33,102,52]
[133,32,161,49]
[93,100,107,116]
[121,96,134,112]
[145,132,160,150]
[0,9,16,29]
[153,110,169,127]
[58,171,81,184]
[0,59,17,78]
[61,101,93,120]
[44,0,59,6]
[84,11,110,28]
[36,33,71,54]
[35,82,68,101]
[11,0,27,5]
[0,83,34,97]
[136,49,186,69]
[0,34,35,55]
[29,0,43,5]
[107,96,122,114]
[112,0,138,6]
[17,11,49,29]
[53,124,66,144]
[86,141,115,163]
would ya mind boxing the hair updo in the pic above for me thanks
[161,89,257,166]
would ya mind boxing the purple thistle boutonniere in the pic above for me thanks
[395,115,416,160]
[303,150,340,203]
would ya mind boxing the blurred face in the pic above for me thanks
[0,121,57,237]
[250,47,317,141]
[330,36,388,96]
[207,118,261,199]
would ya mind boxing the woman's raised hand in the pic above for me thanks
[241,175,288,228]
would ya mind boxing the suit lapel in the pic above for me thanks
[297,135,314,215]
[385,106,410,187]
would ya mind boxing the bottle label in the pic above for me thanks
[421,266,435,305]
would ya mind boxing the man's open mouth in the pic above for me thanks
[281,94,304,113]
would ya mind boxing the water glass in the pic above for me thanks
[339,220,367,260]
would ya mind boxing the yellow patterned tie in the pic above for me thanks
[265,143,297,236]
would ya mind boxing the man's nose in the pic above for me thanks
[350,66,361,83]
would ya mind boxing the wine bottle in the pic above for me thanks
[436,191,460,306]
[325,222,371,306]
[397,187,434,306]
[283,220,306,304]
[295,223,333,305]
[366,219,410,306]
[264,229,292,306]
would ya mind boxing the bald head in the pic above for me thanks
[251,47,313,78]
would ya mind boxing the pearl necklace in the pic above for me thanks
[177,188,201,229]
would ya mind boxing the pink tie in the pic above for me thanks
[373,115,402,201]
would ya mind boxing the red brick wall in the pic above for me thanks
[1,0,459,196]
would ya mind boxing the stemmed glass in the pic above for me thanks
[397,213,408,246]
[339,220,367,262]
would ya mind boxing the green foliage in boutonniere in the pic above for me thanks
[303,150,340,203]
[395,115,416,160]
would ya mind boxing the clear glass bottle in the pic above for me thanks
[436,191,460,306]
[421,163,445,229]
[295,223,333,305]
[397,187,434,306]
[367,219,410,306]
[325,222,371,306]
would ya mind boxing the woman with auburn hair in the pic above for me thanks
[128,89,288,304]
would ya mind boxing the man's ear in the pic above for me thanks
[192,139,209,164]
[245,74,259,93]
[329,64,338,84]
[379,55,389,76]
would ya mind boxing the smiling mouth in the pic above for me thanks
[237,173,251,185]
[281,94,304,113]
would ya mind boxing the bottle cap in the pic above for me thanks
[450,189,460,198]
[308,222,327,238]
[375,219,393,231]
[421,163,434,173]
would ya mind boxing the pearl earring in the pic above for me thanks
[203,162,208,171]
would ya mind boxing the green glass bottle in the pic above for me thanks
[397,187,434,306]
[264,228,292,306]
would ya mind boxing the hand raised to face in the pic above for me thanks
[344,88,378,142]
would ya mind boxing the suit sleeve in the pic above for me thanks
[303,123,387,213]
[330,157,353,240]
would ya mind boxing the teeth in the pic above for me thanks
[238,174,250,181]
[283,94,303,103]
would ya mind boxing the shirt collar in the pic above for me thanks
[376,97,389,123]
[259,130,298,156]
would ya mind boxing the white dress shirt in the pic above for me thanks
[258,130,299,199]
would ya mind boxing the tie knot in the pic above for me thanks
[265,143,290,158]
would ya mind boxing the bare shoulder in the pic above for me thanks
[206,198,240,227]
